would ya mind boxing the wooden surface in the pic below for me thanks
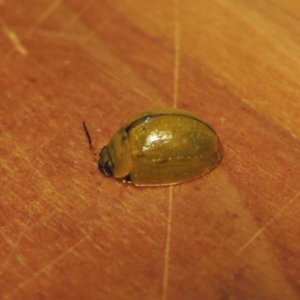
[1,0,300,299]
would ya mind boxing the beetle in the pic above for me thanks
[99,108,223,186]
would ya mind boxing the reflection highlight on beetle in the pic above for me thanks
[143,130,173,151]
[99,108,223,186]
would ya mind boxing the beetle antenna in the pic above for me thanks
[83,121,93,150]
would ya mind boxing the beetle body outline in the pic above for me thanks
[99,108,223,186]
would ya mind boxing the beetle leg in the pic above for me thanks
[123,175,132,184]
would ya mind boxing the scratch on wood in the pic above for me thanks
[1,21,28,55]
[236,190,300,255]
[0,216,34,272]
[162,2,180,299]
[219,117,225,128]
[59,0,94,34]
[3,0,61,59]
[22,0,61,41]
[162,186,173,300]
[91,65,153,103]
[173,0,180,109]
[34,0,61,28]
[3,237,88,300]
[257,166,278,180]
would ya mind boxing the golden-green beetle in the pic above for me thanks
[99,108,223,186]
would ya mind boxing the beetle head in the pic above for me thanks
[98,129,131,179]
[99,146,114,176]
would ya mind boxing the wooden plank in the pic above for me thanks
[1,0,300,299]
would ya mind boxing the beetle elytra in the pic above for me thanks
[99,108,223,186]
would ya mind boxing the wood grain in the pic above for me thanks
[1,0,300,299]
